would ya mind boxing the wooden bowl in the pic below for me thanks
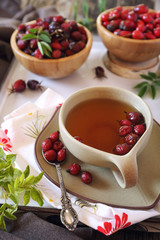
[10,21,93,79]
[96,7,160,63]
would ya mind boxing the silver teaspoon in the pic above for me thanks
[42,151,79,231]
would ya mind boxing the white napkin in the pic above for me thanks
[0,88,160,236]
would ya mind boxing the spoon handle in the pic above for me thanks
[56,164,79,231]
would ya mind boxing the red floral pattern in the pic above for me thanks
[97,212,131,235]
[0,129,12,152]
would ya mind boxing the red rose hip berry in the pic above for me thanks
[41,138,53,152]
[50,131,59,142]
[124,133,140,146]
[133,124,146,135]
[53,140,63,152]
[44,149,57,162]
[57,148,66,162]
[119,125,133,137]
[113,143,131,155]
[10,79,26,94]
[119,119,133,126]
[67,163,81,175]
[126,111,144,124]
[81,171,92,184]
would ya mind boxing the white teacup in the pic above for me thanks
[59,86,153,188]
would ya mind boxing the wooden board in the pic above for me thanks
[103,52,160,79]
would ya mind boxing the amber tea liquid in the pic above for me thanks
[65,98,135,153]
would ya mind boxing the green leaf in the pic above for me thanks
[43,47,52,58]
[40,30,51,39]
[140,74,153,81]
[137,84,148,98]
[150,84,156,99]
[9,193,18,204]
[0,203,7,212]
[31,187,43,206]
[14,176,19,189]
[4,210,17,220]
[155,80,160,86]
[24,175,35,185]
[24,165,30,178]
[37,41,44,55]
[32,171,44,184]
[0,215,7,231]
[29,28,38,34]
[73,0,78,21]
[148,72,157,79]
[39,33,51,43]
[41,41,52,52]
[82,0,89,18]
[134,81,148,89]
[23,190,31,205]
[19,172,25,184]
[22,33,37,40]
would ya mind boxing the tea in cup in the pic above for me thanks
[59,86,153,188]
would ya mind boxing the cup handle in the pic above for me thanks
[111,154,138,188]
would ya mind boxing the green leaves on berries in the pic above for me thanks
[134,72,160,99]
[22,28,51,58]
[0,148,44,231]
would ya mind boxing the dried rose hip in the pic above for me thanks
[50,131,59,142]
[124,133,140,146]
[113,143,131,155]
[126,111,144,124]
[57,148,66,162]
[133,123,146,135]
[119,125,133,137]
[9,79,26,94]
[44,149,57,162]
[27,80,43,90]
[16,15,88,59]
[81,171,92,184]
[67,163,81,175]
[101,4,160,40]
[41,138,53,152]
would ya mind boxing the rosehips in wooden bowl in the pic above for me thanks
[96,4,160,62]
[10,16,92,78]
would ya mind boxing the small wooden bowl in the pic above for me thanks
[96,7,160,63]
[10,21,93,79]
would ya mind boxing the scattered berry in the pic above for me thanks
[9,79,26,94]
[94,66,107,78]
[27,80,43,90]
[67,163,81,175]
[81,171,92,184]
